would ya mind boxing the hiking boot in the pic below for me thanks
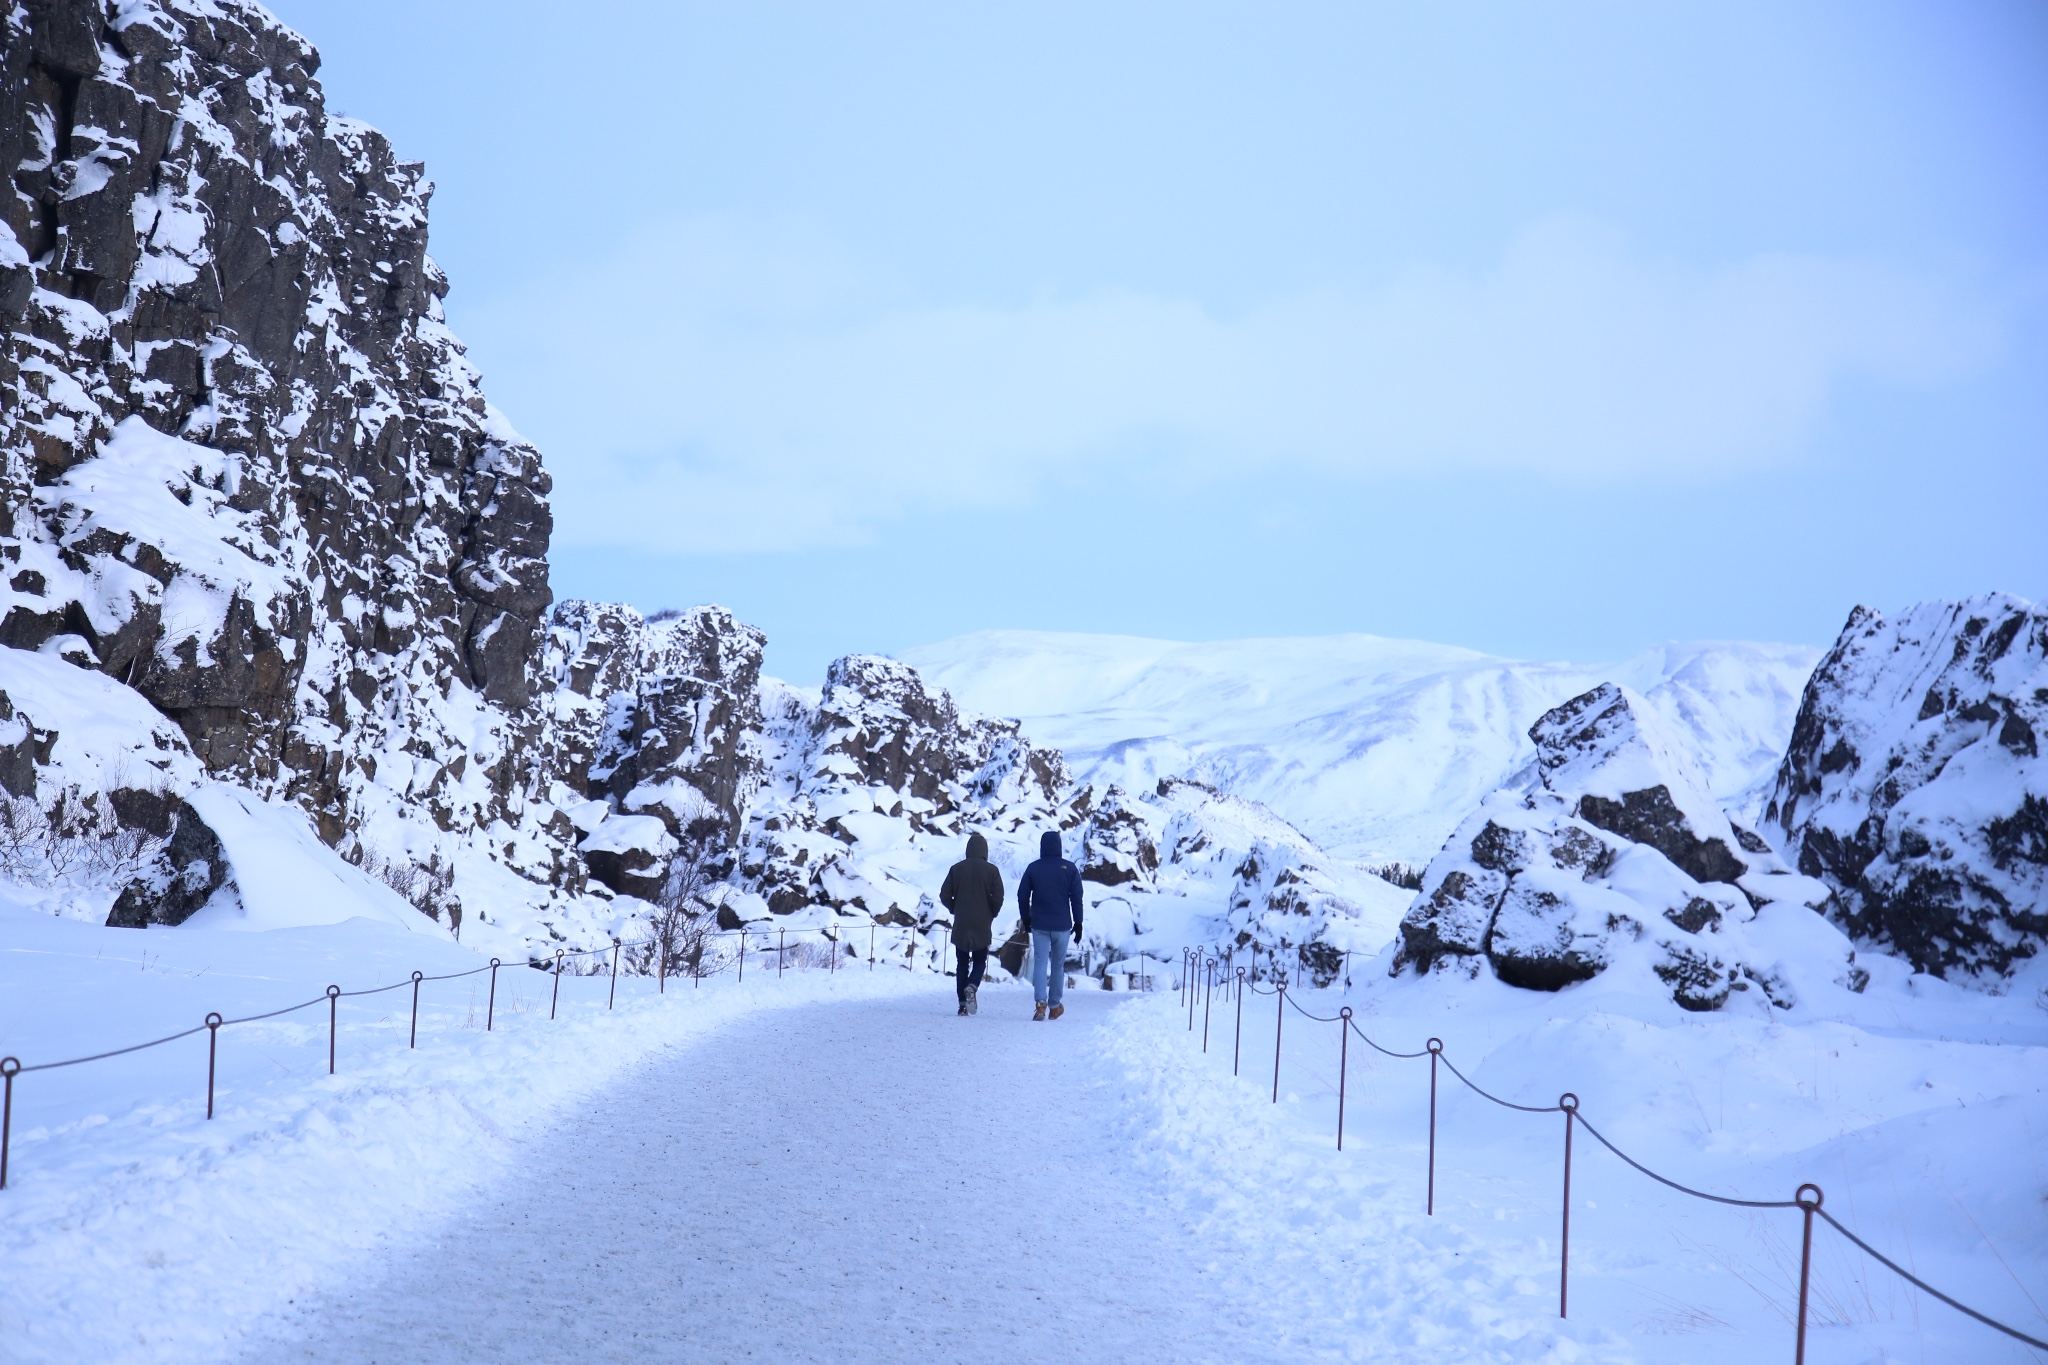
[966,985,979,1015]
[1033,1001,1048,1021]
[957,997,970,1016]
[1048,1003,1065,1021]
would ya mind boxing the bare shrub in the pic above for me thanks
[0,792,162,888]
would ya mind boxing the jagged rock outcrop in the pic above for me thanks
[1395,683,1847,1010]
[0,0,588,936]
[1768,594,2047,978]
[543,601,766,844]
[1071,776,1390,985]
[731,656,1071,929]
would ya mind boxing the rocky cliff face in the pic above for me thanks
[0,0,585,938]
[1393,683,1851,1010]
[1768,594,2047,978]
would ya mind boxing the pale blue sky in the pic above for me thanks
[270,0,2048,682]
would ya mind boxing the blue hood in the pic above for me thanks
[1040,831,1062,860]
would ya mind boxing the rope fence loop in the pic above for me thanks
[1177,974,2048,1359]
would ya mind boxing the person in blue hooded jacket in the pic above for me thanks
[1016,830,1085,1020]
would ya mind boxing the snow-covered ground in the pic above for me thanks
[0,907,933,1365]
[1105,951,2048,1363]
[6,905,2039,1363]
[901,631,1820,863]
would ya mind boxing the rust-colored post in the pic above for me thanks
[551,951,564,1019]
[868,924,875,970]
[1337,1007,1353,1150]
[1272,984,1285,1103]
[779,928,787,977]
[1795,1184,1823,1365]
[1559,1092,1578,1316]
[1,1057,18,1190]
[609,937,620,1009]
[1233,968,1245,1076]
[1201,960,1213,1052]
[205,1012,223,1119]
[829,928,837,974]
[410,971,423,1047]
[1426,1037,1442,1214]
[658,934,668,993]
[1188,951,1199,1031]
[326,985,340,1074]
[487,958,501,1029]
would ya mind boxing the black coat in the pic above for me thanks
[939,832,1005,950]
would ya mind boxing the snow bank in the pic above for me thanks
[1096,953,2048,1362]
[0,907,940,1365]
[180,784,437,933]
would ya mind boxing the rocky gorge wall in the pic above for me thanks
[0,0,583,939]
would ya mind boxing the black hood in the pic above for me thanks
[1040,831,1062,860]
[966,832,989,860]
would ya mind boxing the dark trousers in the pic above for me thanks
[954,946,988,998]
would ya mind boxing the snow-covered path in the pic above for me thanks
[238,986,1283,1364]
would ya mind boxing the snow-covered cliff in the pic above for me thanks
[1,0,587,947]
[1768,594,2046,978]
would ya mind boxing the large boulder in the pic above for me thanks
[1767,595,2048,978]
[1394,684,1847,1010]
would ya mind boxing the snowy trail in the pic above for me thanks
[237,986,1288,1365]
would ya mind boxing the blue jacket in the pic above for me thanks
[1017,831,1085,935]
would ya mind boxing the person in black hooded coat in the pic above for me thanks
[939,832,1004,1015]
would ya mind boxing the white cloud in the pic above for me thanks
[461,216,2009,554]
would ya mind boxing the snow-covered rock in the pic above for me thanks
[1394,683,1849,1010]
[729,655,1071,937]
[1767,594,2048,979]
[1072,776,1413,986]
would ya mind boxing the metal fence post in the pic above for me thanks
[1201,960,1213,1052]
[326,985,340,1074]
[1188,950,1200,1031]
[868,924,875,970]
[738,931,746,983]
[1272,984,1286,1103]
[1795,1184,1824,1364]
[487,958,501,1029]
[609,937,620,1009]
[1426,1038,1442,1214]
[204,1012,223,1119]
[551,951,564,1019]
[1233,968,1245,1076]
[1559,1092,1578,1316]
[0,1057,17,1190]
[410,971,422,1047]
[1337,1007,1353,1151]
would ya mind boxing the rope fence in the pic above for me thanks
[0,918,941,1192]
[1169,946,2048,1362]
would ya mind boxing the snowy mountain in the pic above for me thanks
[899,630,1820,865]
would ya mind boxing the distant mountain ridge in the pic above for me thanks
[900,630,1822,864]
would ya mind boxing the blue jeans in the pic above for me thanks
[1030,930,1070,1005]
